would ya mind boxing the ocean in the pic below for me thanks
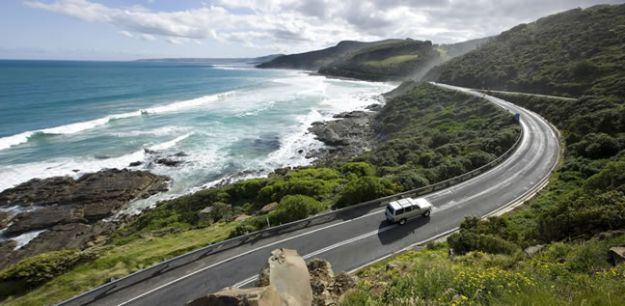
[0,60,393,213]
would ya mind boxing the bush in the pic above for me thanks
[269,195,325,224]
[538,190,625,241]
[227,178,267,202]
[340,162,376,177]
[583,160,625,192]
[336,176,396,207]
[0,249,89,298]
[393,170,430,190]
[448,232,520,255]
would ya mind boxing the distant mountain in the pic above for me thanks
[258,38,488,81]
[136,54,283,66]
[257,40,387,71]
[426,4,625,98]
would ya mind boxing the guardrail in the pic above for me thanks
[60,117,524,306]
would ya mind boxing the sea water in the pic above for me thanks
[0,60,393,213]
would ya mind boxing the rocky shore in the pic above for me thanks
[0,169,169,269]
[307,104,382,163]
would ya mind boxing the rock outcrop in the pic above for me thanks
[188,249,355,306]
[308,110,378,161]
[307,259,355,306]
[0,169,169,269]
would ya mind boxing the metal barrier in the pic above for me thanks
[60,119,524,306]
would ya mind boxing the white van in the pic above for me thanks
[385,197,432,224]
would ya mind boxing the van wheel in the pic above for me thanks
[399,218,407,225]
[422,210,431,218]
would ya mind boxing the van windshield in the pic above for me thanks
[386,206,395,215]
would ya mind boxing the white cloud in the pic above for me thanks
[24,0,624,53]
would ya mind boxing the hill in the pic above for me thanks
[427,4,625,98]
[256,40,387,70]
[258,38,488,81]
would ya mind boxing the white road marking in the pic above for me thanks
[232,224,399,288]
[117,208,384,305]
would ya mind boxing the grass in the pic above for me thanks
[365,54,420,67]
[2,222,238,306]
[341,235,625,306]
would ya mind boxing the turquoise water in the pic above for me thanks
[0,60,392,212]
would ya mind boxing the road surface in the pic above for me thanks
[65,83,561,306]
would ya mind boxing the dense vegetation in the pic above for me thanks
[342,4,625,305]
[427,5,625,98]
[0,83,519,305]
[318,40,439,81]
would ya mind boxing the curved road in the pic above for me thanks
[67,83,561,306]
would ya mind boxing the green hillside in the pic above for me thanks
[256,40,395,70]
[342,4,625,305]
[318,39,440,81]
[428,4,625,98]
[258,38,488,81]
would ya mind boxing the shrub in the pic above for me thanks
[269,195,325,224]
[336,176,396,207]
[227,178,267,202]
[448,232,520,255]
[340,162,376,177]
[538,190,625,241]
[583,160,625,192]
[0,249,90,298]
[393,170,430,190]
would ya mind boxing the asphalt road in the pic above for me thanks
[73,83,561,306]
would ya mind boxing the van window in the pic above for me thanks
[396,208,404,215]
[404,206,413,213]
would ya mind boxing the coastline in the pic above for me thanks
[0,67,395,265]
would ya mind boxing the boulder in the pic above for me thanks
[523,244,545,257]
[197,206,214,222]
[608,246,625,266]
[259,202,278,215]
[128,161,143,167]
[235,214,251,222]
[190,249,357,306]
[155,158,183,167]
[258,248,312,306]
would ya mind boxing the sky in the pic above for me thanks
[0,0,623,60]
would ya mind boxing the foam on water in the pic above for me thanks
[147,133,193,151]
[11,230,46,250]
[0,91,235,151]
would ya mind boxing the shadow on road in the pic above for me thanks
[377,217,430,245]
